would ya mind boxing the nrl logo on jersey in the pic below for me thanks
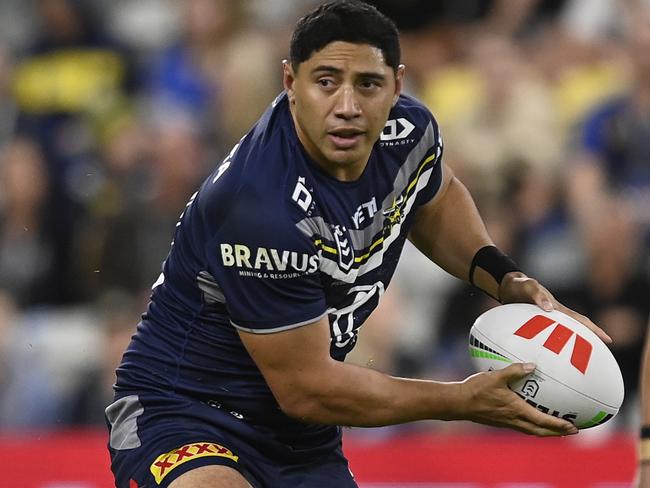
[220,243,318,278]
[380,118,416,147]
[332,225,354,271]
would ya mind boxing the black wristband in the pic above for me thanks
[641,426,650,439]
[641,428,650,463]
[469,245,521,288]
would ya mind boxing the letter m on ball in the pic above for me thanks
[513,315,593,374]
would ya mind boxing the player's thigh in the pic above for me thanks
[168,465,253,488]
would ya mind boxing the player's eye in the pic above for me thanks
[359,79,381,91]
[317,78,335,89]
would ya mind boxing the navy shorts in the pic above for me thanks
[105,390,357,488]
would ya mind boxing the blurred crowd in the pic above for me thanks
[0,0,648,437]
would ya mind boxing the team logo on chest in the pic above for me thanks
[382,194,406,234]
[332,224,354,271]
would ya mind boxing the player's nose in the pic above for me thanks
[333,86,361,119]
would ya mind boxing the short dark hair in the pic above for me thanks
[289,0,401,73]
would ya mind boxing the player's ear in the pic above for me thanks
[283,60,296,104]
[392,64,406,106]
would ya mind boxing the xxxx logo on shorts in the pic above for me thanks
[150,441,239,484]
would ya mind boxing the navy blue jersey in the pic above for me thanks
[115,92,443,451]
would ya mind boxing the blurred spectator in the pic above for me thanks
[106,0,179,55]
[531,20,629,135]
[567,15,650,245]
[63,289,141,425]
[70,114,152,299]
[555,199,650,426]
[10,0,138,304]
[88,117,207,296]
[147,0,278,153]
[0,137,66,306]
[422,32,563,205]
[505,160,581,290]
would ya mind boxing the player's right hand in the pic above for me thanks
[456,362,579,437]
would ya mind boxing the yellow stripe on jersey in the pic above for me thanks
[405,153,437,196]
[354,236,385,263]
[313,152,437,264]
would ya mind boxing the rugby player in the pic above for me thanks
[106,2,610,487]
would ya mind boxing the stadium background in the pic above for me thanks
[0,0,648,486]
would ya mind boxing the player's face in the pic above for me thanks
[284,41,404,181]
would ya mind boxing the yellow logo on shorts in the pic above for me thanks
[150,441,239,484]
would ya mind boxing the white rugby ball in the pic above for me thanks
[469,303,624,429]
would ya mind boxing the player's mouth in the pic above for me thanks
[328,128,365,149]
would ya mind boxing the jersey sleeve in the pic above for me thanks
[205,181,327,334]
[412,105,445,206]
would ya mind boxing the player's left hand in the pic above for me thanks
[498,271,612,344]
